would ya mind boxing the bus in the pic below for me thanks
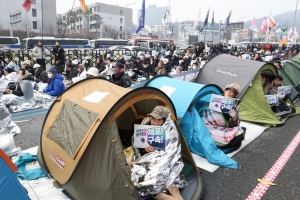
[127,37,174,48]
[90,39,128,49]
[21,37,90,50]
[0,36,21,50]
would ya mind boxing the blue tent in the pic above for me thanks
[144,76,240,169]
[0,150,30,200]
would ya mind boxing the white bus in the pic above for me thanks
[0,36,21,50]
[90,38,128,49]
[21,37,90,50]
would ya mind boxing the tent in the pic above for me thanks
[37,77,203,200]
[0,149,30,200]
[196,54,300,125]
[143,75,240,169]
[277,67,299,101]
[281,60,300,90]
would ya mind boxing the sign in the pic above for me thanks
[208,94,236,113]
[134,124,166,151]
[171,68,200,82]
[277,86,292,98]
[126,28,132,31]
[265,95,279,106]
[226,22,244,30]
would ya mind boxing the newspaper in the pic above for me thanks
[208,94,236,114]
[265,95,279,106]
[277,86,292,98]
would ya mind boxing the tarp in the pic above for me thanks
[144,76,240,169]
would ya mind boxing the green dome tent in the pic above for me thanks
[37,77,203,200]
[196,54,300,125]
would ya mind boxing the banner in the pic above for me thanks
[208,94,236,114]
[22,0,33,12]
[136,0,145,34]
[222,10,232,31]
[265,95,279,106]
[250,17,258,32]
[260,17,268,31]
[134,124,167,151]
[171,68,200,82]
[278,86,292,98]
[200,8,210,32]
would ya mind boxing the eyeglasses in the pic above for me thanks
[149,116,162,122]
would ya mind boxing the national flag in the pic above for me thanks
[209,9,214,27]
[22,0,33,12]
[260,17,268,31]
[250,17,258,32]
[267,17,276,28]
[222,10,232,31]
[281,21,288,32]
[288,27,293,42]
[162,3,170,26]
[79,0,87,13]
[200,8,210,32]
[136,0,145,34]
[193,8,201,29]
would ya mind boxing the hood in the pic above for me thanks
[52,73,64,81]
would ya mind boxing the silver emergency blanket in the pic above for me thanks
[129,117,188,196]
[1,93,56,112]
[0,102,20,136]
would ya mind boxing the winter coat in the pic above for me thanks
[44,73,65,96]
[155,66,166,75]
[65,68,79,81]
[12,73,34,100]
[35,68,48,83]
[111,73,131,88]
[51,46,65,62]
[72,69,86,83]
[33,46,50,59]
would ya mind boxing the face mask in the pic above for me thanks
[48,73,53,78]
[56,45,60,47]
[113,68,120,75]
[192,66,197,69]
[143,65,148,68]
[17,75,22,80]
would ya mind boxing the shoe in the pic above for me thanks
[168,185,184,200]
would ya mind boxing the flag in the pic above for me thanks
[281,22,288,32]
[260,17,268,31]
[79,0,87,13]
[250,17,258,32]
[294,27,299,37]
[267,17,276,28]
[22,0,33,12]
[193,8,201,29]
[278,30,283,41]
[288,28,293,42]
[162,3,170,26]
[209,10,214,27]
[199,8,210,32]
[136,0,145,34]
[222,10,232,31]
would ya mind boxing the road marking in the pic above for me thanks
[246,131,300,200]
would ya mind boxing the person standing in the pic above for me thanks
[33,41,50,70]
[51,42,65,63]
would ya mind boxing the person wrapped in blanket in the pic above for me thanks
[127,106,185,200]
[202,83,246,149]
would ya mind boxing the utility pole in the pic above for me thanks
[218,20,222,42]
[10,14,13,37]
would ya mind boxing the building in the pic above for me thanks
[57,3,132,39]
[0,0,56,35]
[141,5,166,26]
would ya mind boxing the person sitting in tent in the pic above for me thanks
[111,63,131,88]
[43,67,65,96]
[133,106,184,200]
[202,83,245,149]
[264,75,291,114]
[4,69,34,100]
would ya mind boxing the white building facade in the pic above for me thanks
[0,0,57,35]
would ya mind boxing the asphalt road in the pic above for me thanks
[13,101,300,200]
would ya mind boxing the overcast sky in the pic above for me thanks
[56,0,299,23]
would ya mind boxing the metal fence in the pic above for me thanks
[0,49,149,67]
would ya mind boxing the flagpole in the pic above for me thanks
[41,0,44,69]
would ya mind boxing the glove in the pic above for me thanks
[228,109,238,121]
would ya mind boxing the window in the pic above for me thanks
[32,0,36,4]
[90,7,93,13]
[120,34,122,39]
[120,26,122,31]
[32,9,37,17]
[120,18,122,24]
[120,10,123,15]
[32,21,37,29]
[11,12,21,23]
[95,6,100,12]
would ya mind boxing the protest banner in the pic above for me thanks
[265,95,279,106]
[208,94,236,113]
[277,86,292,98]
[134,124,166,151]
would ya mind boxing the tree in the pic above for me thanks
[101,24,119,39]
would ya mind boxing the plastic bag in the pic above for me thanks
[0,102,21,136]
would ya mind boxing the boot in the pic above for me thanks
[168,185,184,200]
[153,192,177,200]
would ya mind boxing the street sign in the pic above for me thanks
[226,22,244,30]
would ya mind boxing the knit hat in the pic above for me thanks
[47,66,56,74]
[114,63,124,68]
[147,106,170,119]
[4,62,16,73]
[224,83,241,95]
[86,67,99,76]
